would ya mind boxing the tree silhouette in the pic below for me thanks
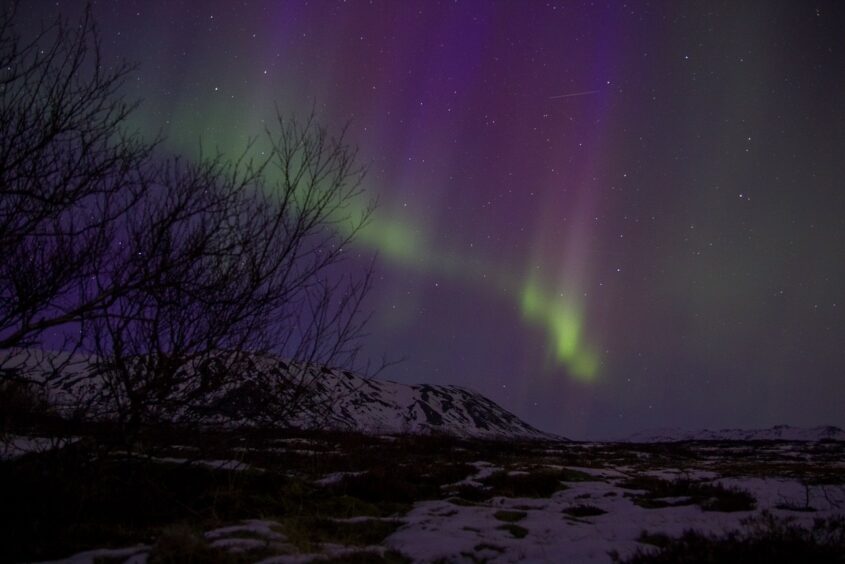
[0,4,152,357]
[89,117,374,442]
[0,4,376,443]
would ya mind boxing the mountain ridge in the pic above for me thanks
[3,349,556,441]
[623,424,845,443]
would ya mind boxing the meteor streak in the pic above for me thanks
[549,89,600,99]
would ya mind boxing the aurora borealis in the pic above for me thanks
[24,1,845,438]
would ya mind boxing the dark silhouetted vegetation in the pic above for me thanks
[619,476,756,512]
[615,513,845,563]
[0,2,375,449]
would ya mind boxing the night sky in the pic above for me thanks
[27,1,845,439]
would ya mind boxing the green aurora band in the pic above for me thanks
[353,204,601,382]
[129,105,600,382]
[519,277,599,382]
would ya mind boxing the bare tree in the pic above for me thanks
[0,3,377,447]
[0,4,153,362]
[85,115,374,444]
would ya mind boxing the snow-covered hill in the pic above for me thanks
[3,350,554,440]
[624,424,845,443]
[288,369,554,439]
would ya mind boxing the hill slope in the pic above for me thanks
[624,425,845,443]
[4,350,554,440]
[292,368,554,439]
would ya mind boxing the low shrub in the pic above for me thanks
[562,504,607,517]
[497,523,529,539]
[615,513,845,563]
[619,476,755,512]
[483,470,567,498]
[493,510,527,522]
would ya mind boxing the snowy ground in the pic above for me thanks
[6,433,844,563]
[386,471,843,562]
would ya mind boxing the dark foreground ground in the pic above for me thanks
[2,426,844,563]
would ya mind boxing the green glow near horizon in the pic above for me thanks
[134,113,600,382]
[356,215,426,266]
[520,277,599,382]
[355,208,602,383]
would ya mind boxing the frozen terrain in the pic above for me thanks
[4,349,552,440]
[7,432,844,563]
[624,424,845,443]
[4,350,843,562]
